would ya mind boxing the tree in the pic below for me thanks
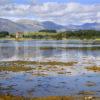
[0,31,9,37]
[39,29,57,33]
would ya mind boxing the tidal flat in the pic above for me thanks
[0,40,100,100]
[0,61,77,75]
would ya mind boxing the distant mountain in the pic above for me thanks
[62,23,100,31]
[17,20,65,31]
[0,18,26,33]
[16,19,44,31]
[42,21,64,30]
[0,18,44,33]
[80,23,100,30]
[0,18,100,33]
[17,19,42,25]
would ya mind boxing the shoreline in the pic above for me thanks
[0,38,100,41]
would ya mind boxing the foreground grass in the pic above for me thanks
[86,66,100,72]
[0,66,33,72]
[0,94,99,100]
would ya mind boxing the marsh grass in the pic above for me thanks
[0,61,77,74]
[0,61,77,66]
[0,66,33,72]
[38,61,77,66]
[79,91,95,95]
[57,71,66,74]
[86,66,100,72]
[40,46,100,50]
[0,94,98,100]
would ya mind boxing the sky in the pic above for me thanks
[0,0,100,25]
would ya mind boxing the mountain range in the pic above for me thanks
[0,18,100,33]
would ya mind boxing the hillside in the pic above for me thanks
[0,18,100,33]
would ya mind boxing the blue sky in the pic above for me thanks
[38,0,100,4]
[14,0,100,4]
[0,0,100,24]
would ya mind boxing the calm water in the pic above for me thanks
[0,40,100,97]
[0,40,100,62]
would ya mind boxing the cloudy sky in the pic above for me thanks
[0,0,100,25]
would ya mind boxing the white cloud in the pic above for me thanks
[0,1,99,24]
[0,0,10,5]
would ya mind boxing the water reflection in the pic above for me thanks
[0,40,100,61]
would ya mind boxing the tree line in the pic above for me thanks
[0,30,100,40]
[23,30,100,40]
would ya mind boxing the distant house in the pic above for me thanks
[16,32,23,39]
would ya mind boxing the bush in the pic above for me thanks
[0,31,9,37]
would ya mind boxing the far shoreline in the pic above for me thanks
[0,38,100,44]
